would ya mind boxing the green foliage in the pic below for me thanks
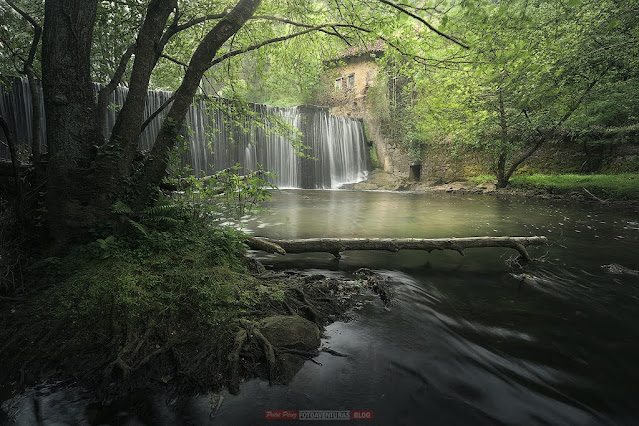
[392,0,639,185]
[468,175,497,185]
[162,157,276,229]
[21,224,257,351]
[369,146,380,169]
[468,172,639,199]
[510,173,639,199]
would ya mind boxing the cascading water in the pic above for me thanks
[0,76,368,189]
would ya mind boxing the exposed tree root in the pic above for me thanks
[251,327,276,383]
[277,348,320,357]
[0,270,363,401]
[356,268,393,306]
[228,328,248,395]
[322,348,349,357]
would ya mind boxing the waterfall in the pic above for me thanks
[0,76,369,189]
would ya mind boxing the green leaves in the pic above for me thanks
[391,0,639,184]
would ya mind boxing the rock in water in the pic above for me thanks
[258,315,320,351]
[601,263,639,277]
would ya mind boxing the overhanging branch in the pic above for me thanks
[377,0,468,48]
[97,44,135,141]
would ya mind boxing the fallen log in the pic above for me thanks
[245,236,548,261]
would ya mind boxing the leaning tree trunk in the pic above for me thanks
[42,0,101,250]
[134,0,263,207]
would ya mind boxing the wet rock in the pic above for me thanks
[258,315,320,351]
[601,263,639,277]
[276,353,308,384]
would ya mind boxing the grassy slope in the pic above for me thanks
[470,173,639,199]
[0,226,287,398]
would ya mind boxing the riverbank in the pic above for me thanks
[0,225,375,413]
[346,170,639,212]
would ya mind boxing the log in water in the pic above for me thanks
[245,236,549,261]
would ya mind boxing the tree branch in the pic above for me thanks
[504,67,610,182]
[140,93,176,134]
[107,0,178,178]
[160,12,227,46]
[556,66,610,127]
[209,25,332,68]
[97,44,135,141]
[6,1,41,69]
[376,0,468,48]
[246,236,548,261]
[160,53,189,68]
[136,0,263,207]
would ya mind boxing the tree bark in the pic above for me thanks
[245,236,548,261]
[495,88,509,188]
[42,0,100,249]
[108,0,177,178]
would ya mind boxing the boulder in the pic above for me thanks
[258,315,320,351]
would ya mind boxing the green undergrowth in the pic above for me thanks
[470,173,639,199]
[0,224,289,398]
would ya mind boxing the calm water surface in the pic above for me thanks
[4,189,639,425]
[234,189,639,425]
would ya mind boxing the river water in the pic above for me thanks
[3,189,639,425]
[234,189,639,425]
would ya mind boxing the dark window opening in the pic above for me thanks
[409,164,422,181]
[346,74,355,90]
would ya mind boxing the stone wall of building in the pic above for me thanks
[419,139,639,183]
[320,53,415,179]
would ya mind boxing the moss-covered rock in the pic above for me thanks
[259,315,320,351]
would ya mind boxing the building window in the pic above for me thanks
[346,73,355,90]
[335,78,343,91]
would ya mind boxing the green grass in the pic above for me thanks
[510,173,639,198]
[468,174,497,185]
[470,173,639,199]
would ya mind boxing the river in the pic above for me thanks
[3,189,639,425]
[236,189,639,425]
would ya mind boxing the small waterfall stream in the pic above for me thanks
[0,76,368,189]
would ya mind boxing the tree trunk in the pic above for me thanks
[245,236,548,261]
[495,151,508,188]
[134,0,263,207]
[495,88,509,188]
[108,0,177,178]
[42,0,100,250]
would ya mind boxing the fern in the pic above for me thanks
[142,203,183,217]
[111,200,134,215]
[128,219,149,237]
